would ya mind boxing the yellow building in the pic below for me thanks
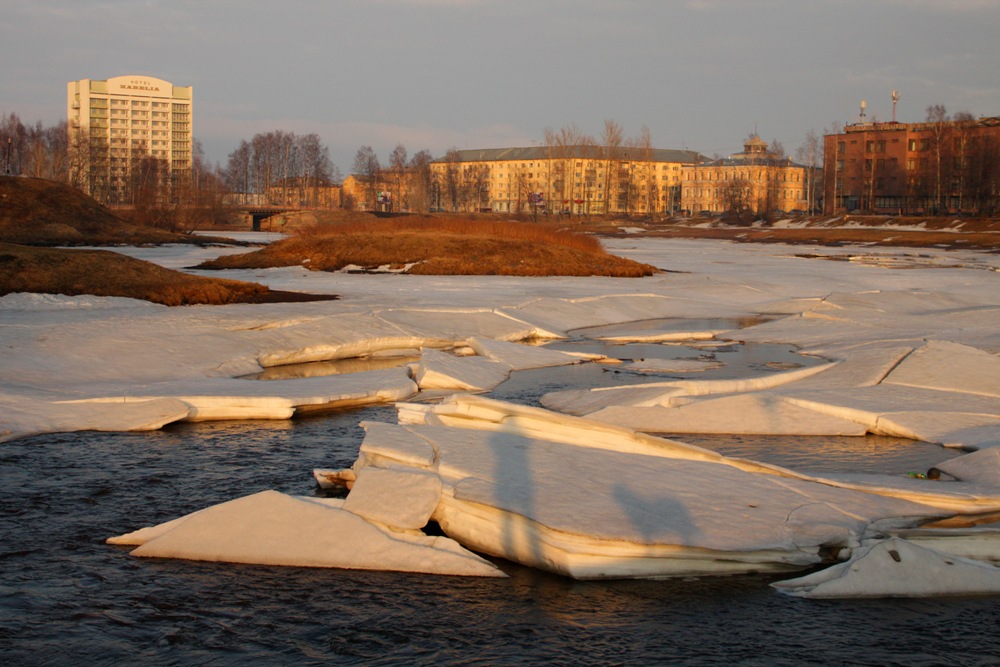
[681,135,811,217]
[430,146,705,215]
[266,177,342,209]
[341,174,376,210]
[67,75,193,204]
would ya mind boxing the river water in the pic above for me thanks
[3,332,999,665]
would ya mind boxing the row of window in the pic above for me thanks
[837,137,944,153]
[687,170,803,182]
[684,187,805,199]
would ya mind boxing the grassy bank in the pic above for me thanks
[198,217,659,277]
[0,244,276,306]
[0,176,236,246]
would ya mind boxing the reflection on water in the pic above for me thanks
[242,354,420,381]
[493,341,824,410]
[675,432,962,475]
[544,340,819,377]
[570,316,772,339]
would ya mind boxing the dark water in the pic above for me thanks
[3,336,1000,665]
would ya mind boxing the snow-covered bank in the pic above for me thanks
[6,237,1000,591]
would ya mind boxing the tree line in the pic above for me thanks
[349,144,434,212]
[224,130,340,208]
[6,105,999,226]
[908,106,1000,214]
[1,112,69,180]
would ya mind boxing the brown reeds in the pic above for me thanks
[200,217,658,277]
[1,244,271,306]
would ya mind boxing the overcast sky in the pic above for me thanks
[3,0,999,172]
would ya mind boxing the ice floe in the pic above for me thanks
[771,537,1000,598]
[350,395,949,579]
[108,490,504,577]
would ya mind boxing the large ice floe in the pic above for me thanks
[6,237,1000,593]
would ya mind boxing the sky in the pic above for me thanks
[2,0,1000,173]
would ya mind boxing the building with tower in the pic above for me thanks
[681,134,814,217]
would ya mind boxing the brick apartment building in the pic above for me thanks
[824,116,1000,215]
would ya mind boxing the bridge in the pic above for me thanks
[242,206,299,231]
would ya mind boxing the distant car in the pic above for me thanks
[697,210,714,217]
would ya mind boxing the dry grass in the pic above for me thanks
[638,224,1000,250]
[0,175,234,246]
[199,217,658,277]
[621,213,1000,250]
[0,243,273,306]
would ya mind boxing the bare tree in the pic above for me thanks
[601,119,624,215]
[0,112,27,175]
[222,131,337,208]
[768,139,786,159]
[224,140,252,204]
[796,129,821,213]
[721,178,754,223]
[442,147,461,211]
[388,143,408,211]
[463,163,490,212]
[951,111,975,213]
[925,104,949,212]
[544,124,592,215]
[628,126,654,215]
[296,133,334,207]
[174,141,229,231]
[824,121,842,214]
[353,145,381,210]
[408,149,433,213]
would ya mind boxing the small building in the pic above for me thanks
[681,135,813,217]
[342,174,375,211]
[266,177,342,209]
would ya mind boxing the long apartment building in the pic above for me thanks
[429,146,706,215]
[824,116,1000,214]
[67,75,193,204]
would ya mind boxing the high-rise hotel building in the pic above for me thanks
[67,75,192,204]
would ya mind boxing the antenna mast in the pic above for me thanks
[859,99,867,122]
[891,90,900,123]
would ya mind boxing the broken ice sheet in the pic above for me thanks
[353,395,949,579]
[772,537,1000,598]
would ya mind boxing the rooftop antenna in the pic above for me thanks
[859,99,867,122]
[891,90,900,122]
